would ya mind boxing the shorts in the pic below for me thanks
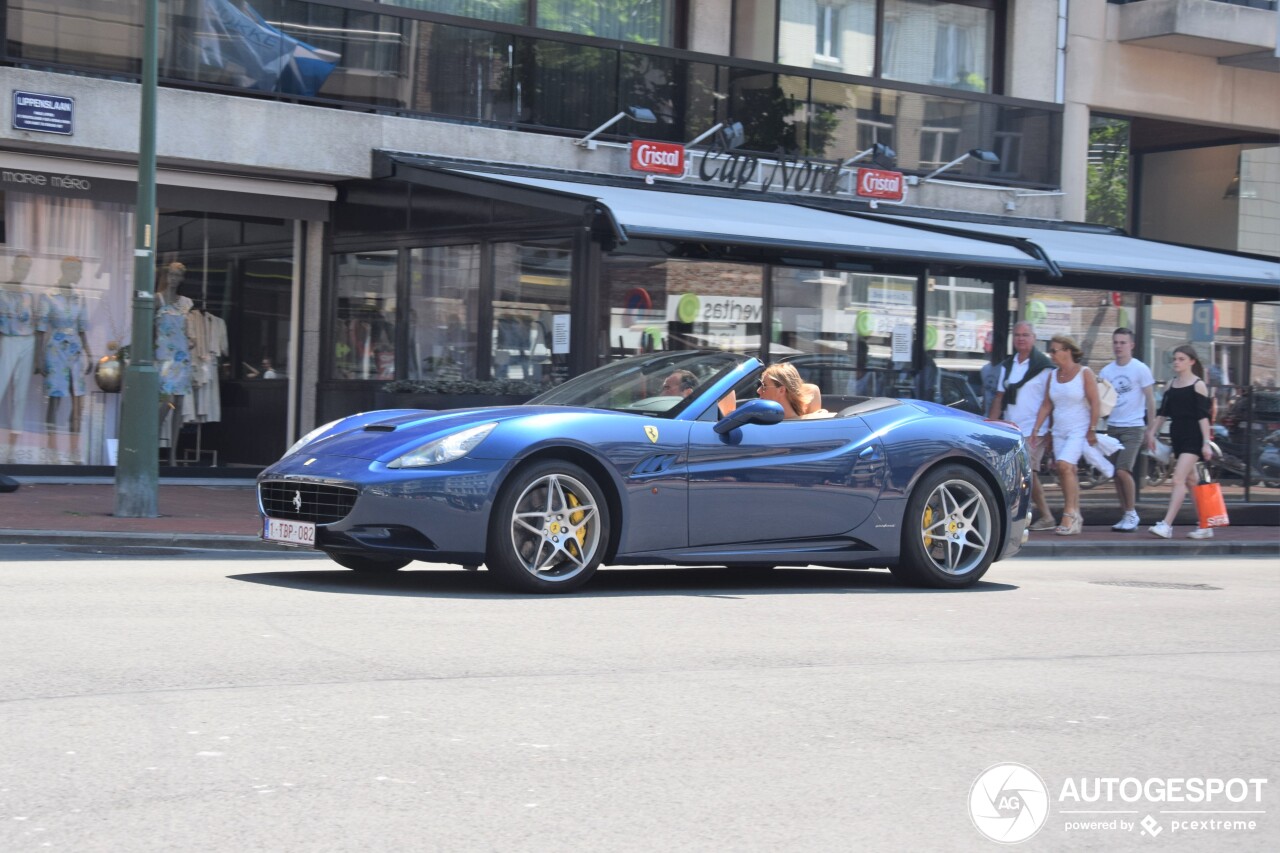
[1053,429,1116,477]
[1027,435,1046,470]
[1106,425,1145,473]
[1053,430,1087,465]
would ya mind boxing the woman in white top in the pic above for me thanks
[1031,335,1114,535]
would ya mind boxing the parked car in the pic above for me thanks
[258,351,1030,592]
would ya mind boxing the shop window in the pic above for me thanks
[333,251,398,380]
[492,239,572,387]
[770,267,914,408]
[925,274,996,414]
[408,244,481,381]
[601,257,764,360]
[238,257,293,381]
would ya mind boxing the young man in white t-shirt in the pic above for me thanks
[1098,327,1156,531]
[989,321,1056,530]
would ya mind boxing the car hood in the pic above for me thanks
[291,406,580,463]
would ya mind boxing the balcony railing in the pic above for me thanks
[3,0,1061,186]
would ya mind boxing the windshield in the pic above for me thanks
[529,351,754,416]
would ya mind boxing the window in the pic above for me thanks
[815,3,841,62]
[770,0,997,94]
[919,126,960,169]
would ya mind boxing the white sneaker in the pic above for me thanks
[1148,521,1172,539]
[1187,528,1214,540]
[1112,510,1140,532]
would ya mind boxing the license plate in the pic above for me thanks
[263,517,316,547]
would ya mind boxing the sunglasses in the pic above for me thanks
[758,379,780,389]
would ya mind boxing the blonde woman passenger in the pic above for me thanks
[757,363,827,419]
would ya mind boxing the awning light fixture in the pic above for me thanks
[921,148,1000,182]
[575,106,658,150]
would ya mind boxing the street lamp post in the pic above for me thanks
[114,0,160,517]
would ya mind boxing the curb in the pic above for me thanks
[1016,539,1278,559]
[0,530,303,552]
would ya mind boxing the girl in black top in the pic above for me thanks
[1145,345,1215,539]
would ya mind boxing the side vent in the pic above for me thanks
[363,425,397,432]
[633,453,679,476]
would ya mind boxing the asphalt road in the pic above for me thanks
[0,549,1276,852]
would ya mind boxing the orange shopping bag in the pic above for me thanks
[1193,463,1230,529]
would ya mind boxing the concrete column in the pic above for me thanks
[1061,100,1091,223]
[298,219,325,435]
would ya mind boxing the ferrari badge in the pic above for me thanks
[644,425,659,444]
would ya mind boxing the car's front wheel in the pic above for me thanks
[892,464,999,588]
[326,552,410,574]
[487,460,610,593]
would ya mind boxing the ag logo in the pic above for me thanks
[676,293,701,324]
[644,425,659,443]
[968,763,1049,844]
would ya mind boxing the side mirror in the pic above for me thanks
[714,399,785,434]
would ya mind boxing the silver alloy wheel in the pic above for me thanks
[508,472,602,581]
[917,477,993,576]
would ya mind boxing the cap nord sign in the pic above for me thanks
[630,140,685,176]
[856,167,904,202]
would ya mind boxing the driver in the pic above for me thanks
[659,369,698,398]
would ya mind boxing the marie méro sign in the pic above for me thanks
[12,91,74,135]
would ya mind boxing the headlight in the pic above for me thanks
[389,422,497,469]
[284,419,341,457]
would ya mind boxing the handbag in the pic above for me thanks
[1192,462,1230,529]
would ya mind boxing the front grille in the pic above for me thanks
[259,480,358,525]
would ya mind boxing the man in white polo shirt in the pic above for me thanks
[989,321,1056,530]
[1098,327,1156,531]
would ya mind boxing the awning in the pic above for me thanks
[871,213,1280,294]
[379,157,1048,273]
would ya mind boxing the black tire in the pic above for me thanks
[891,464,1000,589]
[487,460,610,593]
[326,552,410,573]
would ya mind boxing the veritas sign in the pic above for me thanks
[855,167,905,202]
[630,140,685,176]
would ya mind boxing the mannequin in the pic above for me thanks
[155,261,194,464]
[34,256,93,463]
[0,254,36,462]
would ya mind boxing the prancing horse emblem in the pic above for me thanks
[293,491,303,512]
[644,425,659,444]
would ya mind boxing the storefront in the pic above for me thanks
[314,154,1278,500]
[0,154,330,470]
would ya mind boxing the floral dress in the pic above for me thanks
[155,293,193,396]
[37,290,89,398]
[0,288,36,336]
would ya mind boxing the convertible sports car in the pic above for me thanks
[258,351,1031,592]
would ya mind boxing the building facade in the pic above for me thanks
[0,0,1276,496]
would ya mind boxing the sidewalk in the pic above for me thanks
[0,480,1275,558]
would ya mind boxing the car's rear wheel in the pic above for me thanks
[487,460,609,593]
[326,552,410,574]
[892,464,999,588]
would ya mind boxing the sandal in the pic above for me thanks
[1055,511,1082,536]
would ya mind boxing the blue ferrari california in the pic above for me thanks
[258,351,1030,592]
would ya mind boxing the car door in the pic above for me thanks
[685,415,885,548]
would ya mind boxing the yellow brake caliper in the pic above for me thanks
[567,492,587,553]
[922,505,934,548]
